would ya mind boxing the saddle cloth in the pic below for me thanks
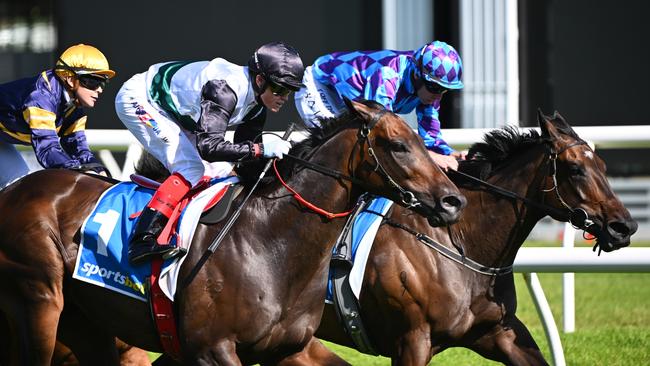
[72,176,239,302]
[326,197,394,303]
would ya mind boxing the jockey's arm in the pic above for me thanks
[195,80,261,162]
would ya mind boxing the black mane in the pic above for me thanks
[467,126,546,168]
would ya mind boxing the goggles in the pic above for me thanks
[56,57,108,90]
[78,74,108,91]
[423,81,448,95]
[268,81,292,97]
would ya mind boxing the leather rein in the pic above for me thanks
[385,140,596,276]
[276,109,429,218]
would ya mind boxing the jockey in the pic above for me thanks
[295,40,464,171]
[115,41,305,264]
[0,44,114,189]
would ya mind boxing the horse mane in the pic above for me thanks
[465,126,546,173]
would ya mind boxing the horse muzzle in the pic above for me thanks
[423,191,467,227]
[590,217,638,252]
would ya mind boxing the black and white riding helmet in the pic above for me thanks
[248,41,305,91]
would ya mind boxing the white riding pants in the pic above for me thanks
[115,73,234,186]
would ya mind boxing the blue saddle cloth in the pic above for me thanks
[326,197,393,302]
[72,182,178,302]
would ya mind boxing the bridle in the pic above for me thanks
[449,140,595,232]
[388,139,600,276]
[280,108,431,216]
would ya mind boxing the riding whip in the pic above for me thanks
[206,123,296,253]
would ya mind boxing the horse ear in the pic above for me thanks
[552,110,569,128]
[344,97,375,121]
[538,108,572,141]
[537,108,551,138]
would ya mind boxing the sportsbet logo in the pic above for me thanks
[80,262,145,295]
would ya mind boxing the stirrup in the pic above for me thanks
[162,246,188,261]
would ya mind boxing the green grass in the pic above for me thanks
[322,272,650,365]
[149,241,650,365]
[321,240,650,365]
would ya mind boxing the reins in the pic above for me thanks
[387,140,597,276]
[447,140,594,231]
[275,108,428,219]
[273,159,354,219]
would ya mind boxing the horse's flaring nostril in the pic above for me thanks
[608,221,636,238]
[441,194,467,212]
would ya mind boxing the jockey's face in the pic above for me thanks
[416,82,446,105]
[257,75,291,113]
[64,74,104,108]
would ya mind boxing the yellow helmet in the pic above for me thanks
[55,44,115,79]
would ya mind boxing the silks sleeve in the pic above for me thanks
[23,104,81,169]
[60,110,104,172]
[416,101,454,155]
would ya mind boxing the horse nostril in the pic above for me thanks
[441,194,467,212]
[608,221,635,237]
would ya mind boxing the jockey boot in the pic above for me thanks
[128,172,191,265]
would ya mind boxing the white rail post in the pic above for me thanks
[562,223,576,333]
[523,273,566,366]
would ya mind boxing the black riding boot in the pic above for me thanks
[128,207,186,265]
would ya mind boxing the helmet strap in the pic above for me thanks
[252,74,267,103]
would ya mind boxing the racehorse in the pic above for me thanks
[0,99,466,365]
[278,110,638,366]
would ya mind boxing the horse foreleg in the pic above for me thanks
[192,340,242,366]
[269,337,350,366]
[5,283,64,365]
[57,304,120,366]
[392,327,433,366]
[469,316,549,366]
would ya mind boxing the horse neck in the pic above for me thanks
[244,128,362,271]
[452,145,550,268]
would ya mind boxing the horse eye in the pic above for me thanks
[390,141,409,153]
[568,164,585,176]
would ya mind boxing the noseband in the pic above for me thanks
[543,141,594,230]
[282,108,430,212]
[358,110,422,208]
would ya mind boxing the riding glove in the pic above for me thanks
[262,134,292,159]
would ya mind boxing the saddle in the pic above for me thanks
[130,174,243,226]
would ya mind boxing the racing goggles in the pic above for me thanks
[268,81,292,97]
[423,81,448,95]
[78,74,108,91]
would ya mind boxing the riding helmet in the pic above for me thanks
[248,41,305,91]
[413,41,463,89]
[54,44,115,79]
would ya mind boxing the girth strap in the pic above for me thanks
[330,194,380,355]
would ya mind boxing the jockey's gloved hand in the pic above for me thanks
[262,134,292,159]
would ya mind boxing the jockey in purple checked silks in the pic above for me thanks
[295,40,465,172]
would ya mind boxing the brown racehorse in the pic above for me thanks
[278,111,638,366]
[51,340,151,366]
[0,99,466,365]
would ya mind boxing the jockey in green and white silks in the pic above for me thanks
[115,42,305,264]
[295,40,463,159]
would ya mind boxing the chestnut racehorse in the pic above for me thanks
[279,111,637,366]
[0,99,465,365]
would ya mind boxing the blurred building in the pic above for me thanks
[1,0,648,176]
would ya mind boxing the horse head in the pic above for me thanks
[537,110,638,251]
[344,98,466,226]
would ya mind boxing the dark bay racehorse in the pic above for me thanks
[0,99,466,365]
[281,111,638,366]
